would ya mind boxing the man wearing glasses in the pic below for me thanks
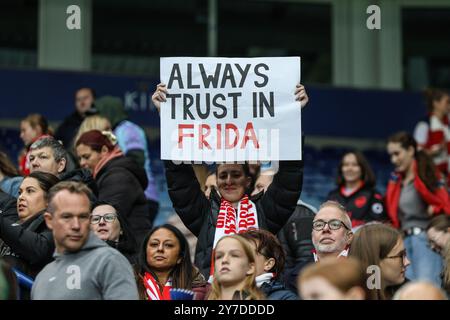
[311,201,353,262]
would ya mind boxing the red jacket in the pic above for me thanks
[385,160,450,228]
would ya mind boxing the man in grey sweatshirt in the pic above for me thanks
[31,181,138,300]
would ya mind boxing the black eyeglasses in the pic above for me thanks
[386,250,407,261]
[312,219,350,231]
[90,213,117,225]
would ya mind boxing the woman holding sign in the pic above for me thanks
[152,82,308,279]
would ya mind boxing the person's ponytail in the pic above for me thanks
[416,150,439,192]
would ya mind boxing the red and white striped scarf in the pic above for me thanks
[143,272,172,300]
[209,195,259,281]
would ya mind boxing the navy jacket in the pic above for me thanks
[260,279,298,300]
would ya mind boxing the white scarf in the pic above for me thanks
[255,273,275,288]
[313,248,349,262]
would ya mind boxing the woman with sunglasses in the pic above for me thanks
[90,202,138,265]
[349,224,411,300]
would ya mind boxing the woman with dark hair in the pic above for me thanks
[327,151,387,228]
[0,171,59,274]
[240,229,297,300]
[349,224,410,300]
[0,171,59,298]
[386,131,450,287]
[75,130,150,247]
[135,224,207,300]
[151,83,306,280]
[18,114,52,176]
[0,151,23,198]
[90,201,137,265]
[413,89,450,183]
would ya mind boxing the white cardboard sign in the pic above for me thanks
[160,57,302,162]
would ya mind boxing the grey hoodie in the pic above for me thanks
[31,232,138,300]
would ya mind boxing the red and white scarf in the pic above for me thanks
[209,195,259,282]
[143,272,172,300]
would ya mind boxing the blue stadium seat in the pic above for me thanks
[0,128,23,166]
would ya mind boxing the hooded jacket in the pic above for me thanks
[31,232,139,300]
[95,156,150,246]
[164,160,303,278]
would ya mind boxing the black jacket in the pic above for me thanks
[260,279,298,300]
[278,201,316,293]
[0,190,18,220]
[164,160,303,278]
[96,156,150,247]
[0,210,54,278]
[54,111,84,149]
[60,168,99,199]
[327,184,387,228]
[104,211,138,266]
